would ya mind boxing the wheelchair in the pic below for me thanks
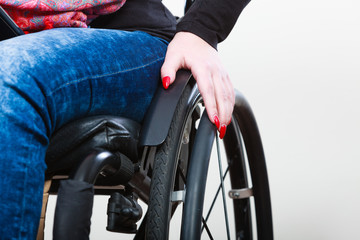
[37,68,273,240]
[31,1,273,239]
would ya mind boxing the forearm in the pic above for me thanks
[176,0,251,49]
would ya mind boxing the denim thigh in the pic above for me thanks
[0,28,168,239]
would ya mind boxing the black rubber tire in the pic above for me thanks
[145,83,197,240]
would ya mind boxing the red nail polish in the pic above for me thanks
[219,124,226,139]
[213,115,220,129]
[162,76,170,89]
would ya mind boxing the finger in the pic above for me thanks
[220,73,234,124]
[212,74,227,137]
[193,70,219,128]
[213,73,234,138]
[213,74,229,124]
[160,50,183,89]
[224,73,235,125]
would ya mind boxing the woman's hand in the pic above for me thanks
[161,32,234,138]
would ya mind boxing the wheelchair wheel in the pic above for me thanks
[145,82,199,239]
[146,84,273,240]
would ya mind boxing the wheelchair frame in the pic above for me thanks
[38,70,273,240]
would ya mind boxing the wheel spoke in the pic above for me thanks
[201,167,229,233]
[178,131,233,239]
[216,134,231,240]
[202,217,215,240]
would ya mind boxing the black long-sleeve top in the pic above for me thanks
[90,0,250,48]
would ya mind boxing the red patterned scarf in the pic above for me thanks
[0,0,126,33]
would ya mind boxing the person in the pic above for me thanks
[0,0,251,238]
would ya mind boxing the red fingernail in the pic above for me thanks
[162,76,170,89]
[219,124,227,139]
[213,115,220,129]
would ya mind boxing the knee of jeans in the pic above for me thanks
[0,63,52,136]
[0,37,50,95]
[0,65,47,108]
[0,35,51,85]
[0,47,38,87]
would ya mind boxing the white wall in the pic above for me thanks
[219,0,360,239]
[45,0,360,239]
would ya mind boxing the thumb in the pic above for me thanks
[160,53,182,89]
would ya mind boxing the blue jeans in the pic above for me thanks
[0,28,168,239]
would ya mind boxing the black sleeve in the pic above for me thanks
[176,0,251,49]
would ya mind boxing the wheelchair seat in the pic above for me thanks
[45,115,141,177]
